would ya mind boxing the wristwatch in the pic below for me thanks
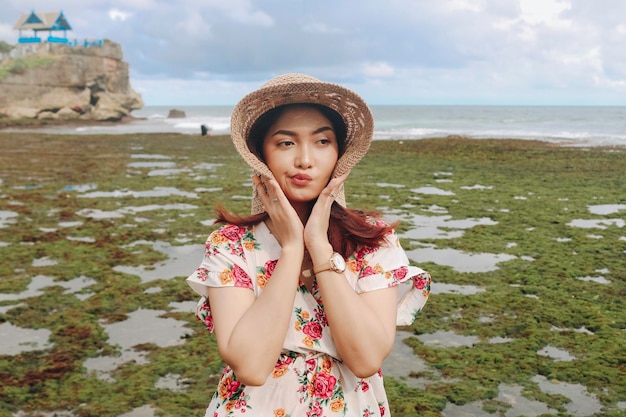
[313,252,346,275]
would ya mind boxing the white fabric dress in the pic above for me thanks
[187,221,431,417]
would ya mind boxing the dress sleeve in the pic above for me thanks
[352,229,432,326]
[186,224,256,332]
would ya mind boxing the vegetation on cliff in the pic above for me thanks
[0,40,13,54]
[0,54,57,80]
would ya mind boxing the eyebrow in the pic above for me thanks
[271,126,334,137]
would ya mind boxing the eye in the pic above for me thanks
[277,139,295,147]
[317,137,337,146]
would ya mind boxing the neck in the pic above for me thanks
[291,200,313,223]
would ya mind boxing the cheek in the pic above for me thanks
[322,150,339,174]
[262,146,279,171]
[264,154,288,180]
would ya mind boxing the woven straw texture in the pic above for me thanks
[230,74,374,215]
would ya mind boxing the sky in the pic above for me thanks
[1,0,625,106]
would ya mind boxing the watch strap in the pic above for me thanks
[313,261,333,275]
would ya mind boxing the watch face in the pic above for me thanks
[332,253,346,272]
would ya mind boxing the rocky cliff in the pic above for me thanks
[0,39,143,121]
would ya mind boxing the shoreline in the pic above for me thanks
[3,105,626,148]
[0,115,143,130]
[1,129,624,151]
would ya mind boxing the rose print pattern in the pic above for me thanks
[257,259,277,289]
[295,356,347,415]
[295,307,327,348]
[195,298,214,332]
[186,222,430,416]
[208,368,252,415]
[205,224,258,258]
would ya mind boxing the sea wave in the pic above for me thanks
[4,105,625,147]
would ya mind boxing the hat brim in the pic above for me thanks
[230,75,374,215]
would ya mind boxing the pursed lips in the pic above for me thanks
[290,173,313,186]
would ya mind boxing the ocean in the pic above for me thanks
[40,105,626,147]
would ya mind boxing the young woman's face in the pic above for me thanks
[262,106,340,206]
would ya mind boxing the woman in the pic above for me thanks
[187,74,431,416]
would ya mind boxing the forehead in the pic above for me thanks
[270,106,333,129]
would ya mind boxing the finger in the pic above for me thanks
[325,171,350,201]
[263,176,286,203]
[252,174,271,207]
[253,174,282,207]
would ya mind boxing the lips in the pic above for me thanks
[291,173,312,186]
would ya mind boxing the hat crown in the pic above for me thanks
[261,73,321,89]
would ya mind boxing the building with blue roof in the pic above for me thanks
[13,10,72,44]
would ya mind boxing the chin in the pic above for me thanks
[287,195,318,205]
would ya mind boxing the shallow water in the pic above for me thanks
[0,210,18,228]
[587,203,626,215]
[417,330,480,348]
[84,308,191,381]
[76,203,199,220]
[532,375,604,417]
[567,218,625,229]
[113,241,204,283]
[443,383,556,417]
[406,245,518,273]
[576,275,611,284]
[382,330,434,389]
[0,322,52,355]
[537,345,576,361]
[127,161,176,169]
[430,282,485,295]
[397,213,498,240]
[412,186,456,196]
[77,186,199,199]
[0,275,96,302]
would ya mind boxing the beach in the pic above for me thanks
[0,132,624,417]
[3,104,626,148]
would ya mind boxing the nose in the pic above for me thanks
[295,144,312,168]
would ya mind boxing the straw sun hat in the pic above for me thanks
[230,73,374,215]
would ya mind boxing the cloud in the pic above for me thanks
[519,0,571,26]
[446,0,485,12]
[0,0,625,105]
[108,9,133,22]
[362,62,395,78]
[0,23,13,41]
[200,0,273,27]
[302,21,345,35]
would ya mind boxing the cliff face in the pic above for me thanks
[0,39,143,121]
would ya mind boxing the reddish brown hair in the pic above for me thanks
[216,102,396,257]
[215,204,397,259]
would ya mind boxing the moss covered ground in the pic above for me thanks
[0,133,624,417]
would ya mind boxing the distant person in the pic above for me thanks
[186,73,431,416]
[200,124,209,136]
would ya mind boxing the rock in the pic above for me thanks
[91,92,131,120]
[37,111,58,120]
[22,87,91,111]
[4,106,40,119]
[167,109,186,118]
[0,39,143,121]
[57,106,81,120]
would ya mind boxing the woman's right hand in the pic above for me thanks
[252,174,304,250]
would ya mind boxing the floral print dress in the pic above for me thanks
[186,221,431,417]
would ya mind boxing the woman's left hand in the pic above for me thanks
[303,172,350,254]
